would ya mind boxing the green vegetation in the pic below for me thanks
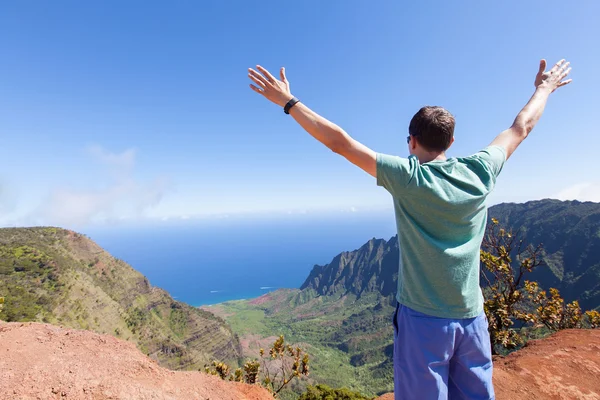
[0,227,241,371]
[481,218,598,354]
[586,310,600,328]
[209,200,600,398]
[298,384,374,400]
[488,200,600,312]
[209,290,395,398]
[523,283,599,331]
[205,335,310,398]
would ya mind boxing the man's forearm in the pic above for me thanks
[490,86,554,159]
[489,59,571,160]
[288,102,351,153]
[512,86,553,135]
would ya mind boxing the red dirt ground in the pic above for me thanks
[2,321,598,400]
[0,321,273,400]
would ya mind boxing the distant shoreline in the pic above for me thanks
[194,287,283,307]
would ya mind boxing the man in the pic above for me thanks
[247,59,571,400]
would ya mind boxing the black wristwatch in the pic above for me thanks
[284,97,300,114]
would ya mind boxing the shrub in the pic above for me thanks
[481,219,599,354]
[523,283,583,330]
[205,335,309,398]
[480,218,543,353]
[298,384,373,400]
[585,310,600,328]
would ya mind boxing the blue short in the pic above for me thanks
[392,303,494,400]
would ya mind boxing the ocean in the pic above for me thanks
[84,211,397,306]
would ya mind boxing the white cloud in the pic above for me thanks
[87,145,136,171]
[36,146,171,227]
[553,182,600,203]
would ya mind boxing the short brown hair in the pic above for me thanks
[408,106,455,152]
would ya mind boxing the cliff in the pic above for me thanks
[0,227,242,370]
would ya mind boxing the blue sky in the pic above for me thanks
[1,1,599,228]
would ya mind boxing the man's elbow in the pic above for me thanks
[329,139,350,155]
[330,141,343,154]
[510,122,531,139]
[512,114,537,137]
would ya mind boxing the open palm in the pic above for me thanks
[535,59,572,93]
[248,65,293,107]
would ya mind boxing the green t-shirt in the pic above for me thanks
[376,146,506,318]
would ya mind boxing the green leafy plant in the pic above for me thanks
[480,218,544,353]
[297,384,374,400]
[585,310,600,328]
[205,335,309,398]
[481,219,599,354]
[206,360,232,380]
[523,282,583,330]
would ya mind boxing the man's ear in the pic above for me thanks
[411,137,418,151]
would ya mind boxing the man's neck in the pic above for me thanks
[416,151,447,164]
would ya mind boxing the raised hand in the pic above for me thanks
[535,59,572,93]
[248,65,294,107]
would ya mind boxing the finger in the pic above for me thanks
[248,69,269,86]
[557,79,572,87]
[249,84,264,94]
[539,59,547,73]
[558,61,570,75]
[560,67,572,80]
[280,67,287,83]
[248,73,267,89]
[256,65,277,83]
[551,59,566,73]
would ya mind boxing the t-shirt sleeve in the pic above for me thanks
[376,153,415,197]
[473,145,506,179]
[468,145,507,186]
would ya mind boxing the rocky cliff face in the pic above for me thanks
[0,321,272,400]
[300,237,398,298]
[0,227,242,371]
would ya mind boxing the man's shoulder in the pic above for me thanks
[375,153,420,196]
[457,146,507,163]
[456,146,507,180]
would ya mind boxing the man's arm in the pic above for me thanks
[248,65,376,177]
[490,59,572,160]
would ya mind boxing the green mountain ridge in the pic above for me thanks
[487,199,600,311]
[301,199,600,311]
[300,237,398,298]
[0,227,242,371]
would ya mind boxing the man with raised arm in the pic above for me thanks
[248,59,571,400]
